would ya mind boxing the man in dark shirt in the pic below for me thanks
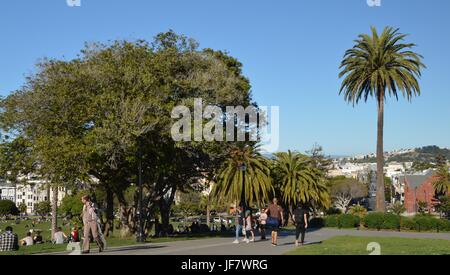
[293,205,309,246]
[0,226,19,252]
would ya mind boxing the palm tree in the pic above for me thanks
[434,164,450,195]
[272,151,330,210]
[211,144,272,207]
[339,26,425,212]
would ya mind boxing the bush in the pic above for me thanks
[309,217,324,228]
[400,217,416,231]
[436,219,450,232]
[324,215,339,227]
[413,215,435,232]
[339,214,360,228]
[382,213,400,230]
[364,213,384,230]
[34,201,51,217]
[0,200,19,216]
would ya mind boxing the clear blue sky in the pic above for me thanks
[1,0,449,156]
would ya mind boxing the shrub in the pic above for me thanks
[0,200,19,216]
[309,217,324,228]
[413,215,435,232]
[364,213,384,230]
[339,214,360,228]
[436,219,450,232]
[400,217,417,231]
[324,215,339,227]
[382,213,400,230]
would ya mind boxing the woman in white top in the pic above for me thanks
[21,232,34,246]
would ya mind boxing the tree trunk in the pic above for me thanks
[376,96,386,212]
[104,186,114,237]
[51,186,59,241]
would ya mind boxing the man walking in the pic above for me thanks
[81,195,105,254]
[266,198,284,246]
[0,226,18,252]
[293,205,309,247]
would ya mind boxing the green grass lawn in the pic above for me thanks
[0,218,233,255]
[286,236,450,255]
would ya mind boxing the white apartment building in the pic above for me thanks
[0,184,16,201]
[0,174,69,214]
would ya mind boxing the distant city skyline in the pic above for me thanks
[1,0,449,155]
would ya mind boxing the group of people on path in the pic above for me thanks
[0,195,105,253]
[233,198,309,247]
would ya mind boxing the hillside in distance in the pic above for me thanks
[352,146,450,163]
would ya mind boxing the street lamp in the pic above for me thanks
[136,137,145,243]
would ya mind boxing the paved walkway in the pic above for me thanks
[56,228,450,255]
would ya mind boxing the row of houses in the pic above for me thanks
[329,160,446,215]
[0,175,68,215]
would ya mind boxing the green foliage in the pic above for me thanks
[417,201,428,214]
[381,213,401,230]
[363,213,385,230]
[348,204,368,220]
[400,217,417,231]
[388,201,406,216]
[18,202,27,214]
[0,200,19,216]
[272,150,330,209]
[34,201,51,217]
[434,164,450,195]
[212,144,272,206]
[339,214,360,228]
[435,196,450,218]
[173,190,204,218]
[413,215,435,231]
[324,215,339,227]
[59,192,87,222]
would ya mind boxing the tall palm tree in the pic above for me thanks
[211,144,272,207]
[434,164,450,195]
[272,151,330,209]
[339,26,425,212]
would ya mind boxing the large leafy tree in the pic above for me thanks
[272,151,330,211]
[339,27,425,212]
[212,144,272,207]
[0,30,253,238]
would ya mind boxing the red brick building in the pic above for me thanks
[401,171,439,214]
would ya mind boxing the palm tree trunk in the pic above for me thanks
[376,96,386,212]
[51,185,59,241]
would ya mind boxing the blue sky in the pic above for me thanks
[1,0,449,156]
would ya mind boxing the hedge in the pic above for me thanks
[339,214,360,228]
[316,212,450,233]
[324,215,339,228]
[364,213,385,230]
[382,213,401,230]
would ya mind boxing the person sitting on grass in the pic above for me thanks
[20,231,34,246]
[0,226,19,252]
[53,227,67,245]
[33,230,43,244]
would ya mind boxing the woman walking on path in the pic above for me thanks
[265,198,284,246]
[244,210,254,243]
[259,208,267,240]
